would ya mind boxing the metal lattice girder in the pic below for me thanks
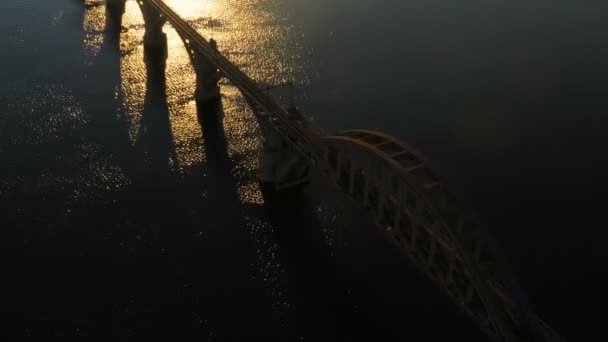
[321,130,564,342]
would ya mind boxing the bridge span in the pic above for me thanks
[105,1,565,341]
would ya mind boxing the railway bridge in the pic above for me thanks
[105,1,565,341]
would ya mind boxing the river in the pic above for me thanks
[1,0,606,339]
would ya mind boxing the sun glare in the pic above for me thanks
[163,0,218,18]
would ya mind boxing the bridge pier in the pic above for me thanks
[189,40,222,107]
[105,0,126,39]
[139,1,168,63]
[106,0,126,16]
[257,107,311,191]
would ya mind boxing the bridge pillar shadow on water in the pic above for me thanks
[259,183,413,340]
[74,0,134,177]
[191,94,303,339]
[136,38,175,185]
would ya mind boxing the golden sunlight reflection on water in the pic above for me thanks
[164,0,218,18]
[82,0,309,204]
[79,0,313,315]
[82,1,105,63]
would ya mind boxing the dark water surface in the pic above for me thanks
[1,0,607,340]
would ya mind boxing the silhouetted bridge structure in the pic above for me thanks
[106,1,565,341]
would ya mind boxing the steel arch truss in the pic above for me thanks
[321,129,551,342]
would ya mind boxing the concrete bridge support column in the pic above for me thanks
[106,0,126,17]
[188,40,222,107]
[257,108,311,191]
[139,1,168,61]
[106,0,126,37]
